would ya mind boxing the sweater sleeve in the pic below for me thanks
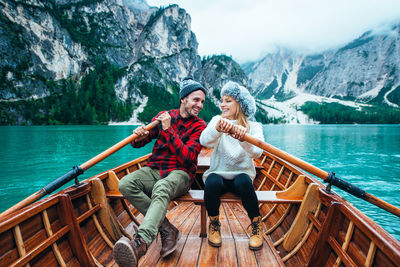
[239,121,264,158]
[199,115,223,148]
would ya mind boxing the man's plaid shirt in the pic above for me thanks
[131,110,207,180]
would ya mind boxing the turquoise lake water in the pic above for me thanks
[0,125,399,241]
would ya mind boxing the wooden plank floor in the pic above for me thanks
[134,202,283,267]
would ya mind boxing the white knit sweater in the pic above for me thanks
[200,115,264,181]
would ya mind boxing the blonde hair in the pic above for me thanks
[235,104,250,131]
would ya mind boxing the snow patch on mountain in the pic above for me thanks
[358,76,386,100]
[260,92,371,124]
[384,84,400,108]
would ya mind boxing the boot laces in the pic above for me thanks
[251,221,260,236]
[159,228,169,242]
[133,235,146,249]
[247,218,263,237]
[247,218,268,240]
[210,219,220,233]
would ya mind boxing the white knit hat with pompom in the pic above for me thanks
[221,81,256,118]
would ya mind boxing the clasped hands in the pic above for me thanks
[133,112,171,142]
[216,118,247,141]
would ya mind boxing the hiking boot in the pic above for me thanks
[249,216,263,250]
[159,217,181,258]
[113,235,147,267]
[208,215,222,247]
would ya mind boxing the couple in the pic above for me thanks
[113,77,265,267]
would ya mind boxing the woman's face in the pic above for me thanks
[220,95,239,120]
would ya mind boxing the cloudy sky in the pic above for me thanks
[146,0,400,63]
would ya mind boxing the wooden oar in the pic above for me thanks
[241,133,400,217]
[0,120,160,218]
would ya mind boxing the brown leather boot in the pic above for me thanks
[159,217,181,258]
[113,235,147,267]
[249,216,263,250]
[208,215,222,247]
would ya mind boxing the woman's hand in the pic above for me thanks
[216,118,247,141]
[216,118,234,134]
[230,125,247,141]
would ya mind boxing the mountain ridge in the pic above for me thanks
[243,25,400,123]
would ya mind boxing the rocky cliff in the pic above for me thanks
[0,0,154,100]
[0,0,236,124]
[1,0,251,125]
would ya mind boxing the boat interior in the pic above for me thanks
[1,148,400,267]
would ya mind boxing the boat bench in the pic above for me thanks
[106,189,303,237]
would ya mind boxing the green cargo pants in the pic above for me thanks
[119,167,191,245]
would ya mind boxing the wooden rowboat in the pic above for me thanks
[1,145,400,267]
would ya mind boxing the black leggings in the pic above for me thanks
[204,173,261,220]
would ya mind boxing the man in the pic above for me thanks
[113,77,207,267]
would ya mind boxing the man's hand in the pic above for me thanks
[133,125,149,142]
[156,112,171,130]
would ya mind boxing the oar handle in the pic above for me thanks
[240,132,400,217]
[364,193,400,217]
[0,120,160,218]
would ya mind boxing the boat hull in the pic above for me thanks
[1,148,399,266]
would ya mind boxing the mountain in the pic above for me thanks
[200,54,248,106]
[1,0,243,125]
[245,25,400,123]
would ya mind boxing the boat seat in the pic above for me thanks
[106,174,308,237]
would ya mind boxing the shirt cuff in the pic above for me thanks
[162,127,175,135]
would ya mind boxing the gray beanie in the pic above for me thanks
[179,76,207,100]
[221,81,256,118]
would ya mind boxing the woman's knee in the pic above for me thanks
[234,174,255,194]
[205,174,224,190]
[234,174,253,187]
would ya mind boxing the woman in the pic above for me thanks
[200,81,264,250]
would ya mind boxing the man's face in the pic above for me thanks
[180,90,206,118]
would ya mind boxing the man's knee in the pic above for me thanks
[119,172,141,196]
[152,179,170,198]
[118,176,130,196]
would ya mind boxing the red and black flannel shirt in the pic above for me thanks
[131,109,206,181]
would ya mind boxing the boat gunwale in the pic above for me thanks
[0,194,63,232]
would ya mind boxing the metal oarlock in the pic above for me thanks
[324,171,366,199]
